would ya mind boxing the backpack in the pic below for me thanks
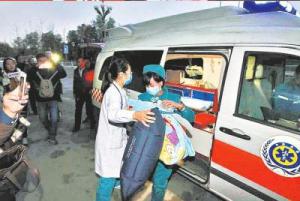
[36,71,58,98]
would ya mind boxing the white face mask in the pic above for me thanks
[124,72,133,85]
[146,86,161,96]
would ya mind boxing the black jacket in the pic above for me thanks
[73,67,90,96]
[29,65,67,102]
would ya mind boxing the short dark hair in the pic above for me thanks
[3,57,16,66]
[3,57,16,72]
[143,72,165,86]
[36,53,47,60]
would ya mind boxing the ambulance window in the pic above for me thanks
[237,52,300,132]
[164,53,227,132]
[98,57,113,80]
[165,58,204,80]
[165,53,225,90]
[114,50,163,92]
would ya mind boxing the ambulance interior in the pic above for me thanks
[164,53,226,181]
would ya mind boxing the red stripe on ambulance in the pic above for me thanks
[212,140,300,200]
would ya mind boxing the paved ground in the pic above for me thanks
[16,66,222,201]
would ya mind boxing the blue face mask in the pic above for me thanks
[146,86,161,96]
[125,73,133,85]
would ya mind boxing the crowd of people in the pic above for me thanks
[0,52,98,200]
[0,52,195,201]
[0,52,99,145]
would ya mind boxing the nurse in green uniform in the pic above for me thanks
[138,64,195,201]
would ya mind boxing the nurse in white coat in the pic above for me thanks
[93,58,155,201]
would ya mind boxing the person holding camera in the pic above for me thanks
[0,85,29,201]
[1,57,29,146]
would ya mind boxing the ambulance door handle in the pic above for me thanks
[219,127,251,140]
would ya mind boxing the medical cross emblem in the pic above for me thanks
[276,147,295,163]
[261,136,300,178]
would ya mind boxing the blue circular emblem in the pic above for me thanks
[269,142,300,169]
[261,136,300,177]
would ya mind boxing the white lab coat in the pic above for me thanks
[95,82,134,178]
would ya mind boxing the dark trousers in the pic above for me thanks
[0,191,16,201]
[29,89,37,114]
[74,93,95,130]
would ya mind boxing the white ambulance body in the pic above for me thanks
[93,7,300,201]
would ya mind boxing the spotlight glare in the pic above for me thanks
[51,53,62,64]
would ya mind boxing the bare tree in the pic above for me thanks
[93,4,115,42]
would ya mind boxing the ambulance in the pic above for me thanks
[93,6,300,201]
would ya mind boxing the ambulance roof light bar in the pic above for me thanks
[243,0,299,17]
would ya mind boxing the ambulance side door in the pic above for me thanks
[211,46,300,201]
